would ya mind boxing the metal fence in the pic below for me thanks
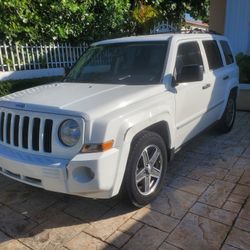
[0,42,88,72]
[150,21,178,34]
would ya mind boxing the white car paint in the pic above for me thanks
[0,34,239,198]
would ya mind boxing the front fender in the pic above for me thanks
[110,109,175,197]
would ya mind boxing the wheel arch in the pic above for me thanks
[111,116,175,197]
[219,83,239,119]
[230,86,238,99]
[130,121,172,161]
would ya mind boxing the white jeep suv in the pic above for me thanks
[0,34,238,206]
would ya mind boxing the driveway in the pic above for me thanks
[0,112,250,250]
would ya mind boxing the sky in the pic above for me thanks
[185,13,203,23]
[185,13,195,21]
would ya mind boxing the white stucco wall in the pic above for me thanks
[224,0,250,55]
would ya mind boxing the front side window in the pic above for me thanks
[65,42,168,85]
[202,40,223,70]
[220,40,234,65]
[175,41,203,75]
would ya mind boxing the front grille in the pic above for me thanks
[0,111,53,153]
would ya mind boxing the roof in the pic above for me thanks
[93,34,173,46]
[185,20,209,28]
[92,33,226,46]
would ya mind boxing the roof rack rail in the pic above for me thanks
[180,28,222,35]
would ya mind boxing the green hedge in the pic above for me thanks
[0,76,63,97]
[236,53,250,84]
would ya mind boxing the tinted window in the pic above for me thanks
[175,42,203,76]
[65,42,168,85]
[202,40,223,70]
[220,40,234,65]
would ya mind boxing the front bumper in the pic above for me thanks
[0,144,120,199]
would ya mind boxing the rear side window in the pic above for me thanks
[220,40,234,65]
[202,40,223,70]
[175,41,203,75]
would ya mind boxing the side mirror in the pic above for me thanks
[176,65,204,84]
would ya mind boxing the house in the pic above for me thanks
[184,20,209,31]
[209,0,250,110]
[209,0,250,55]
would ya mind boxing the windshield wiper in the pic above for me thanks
[118,75,131,81]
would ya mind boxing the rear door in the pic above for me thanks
[219,40,238,101]
[201,39,226,120]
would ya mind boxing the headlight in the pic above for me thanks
[59,119,80,147]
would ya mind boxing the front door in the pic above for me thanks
[173,40,212,148]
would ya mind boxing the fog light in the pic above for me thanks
[72,166,94,183]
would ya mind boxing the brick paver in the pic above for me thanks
[0,111,250,250]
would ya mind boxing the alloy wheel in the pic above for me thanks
[135,144,163,196]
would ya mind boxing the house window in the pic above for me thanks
[220,40,234,65]
[202,40,223,70]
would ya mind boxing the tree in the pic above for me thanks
[130,0,209,34]
[0,0,131,43]
[132,2,159,34]
[146,0,209,24]
[0,0,209,43]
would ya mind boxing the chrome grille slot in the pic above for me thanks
[0,112,4,141]
[32,118,40,151]
[13,115,20,146]
[6,113,11,144]
[22,116,29,149]
[44,119,53,153]
[0,110,54,154]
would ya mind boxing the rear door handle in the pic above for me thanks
[223,75,229,80]
[202,83,211,90]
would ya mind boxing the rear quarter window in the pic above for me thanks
[202,40,223,70]
[220,40,234,65]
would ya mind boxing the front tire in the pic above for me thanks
[217,93,236,133]
[124,131,167,207]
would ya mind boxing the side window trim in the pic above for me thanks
[197,39,210,73]
[219,40,235,65]
[217,40,227,67]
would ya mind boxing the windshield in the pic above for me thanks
[65,41,168,85]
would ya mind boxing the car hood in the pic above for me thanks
[1,82,164,118]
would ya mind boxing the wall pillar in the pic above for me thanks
[209,0,227,34]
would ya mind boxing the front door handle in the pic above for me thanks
[223,75,229,80]
[202,83,211,90]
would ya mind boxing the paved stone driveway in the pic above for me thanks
[0,112,250,250]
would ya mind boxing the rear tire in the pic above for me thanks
[123,131,167,207]
[217,93,236,133]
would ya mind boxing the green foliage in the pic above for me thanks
[132,2,159,34]
[144,0,209,25]
[130,0,209,34]
[0,0,209,43]
[133,3,158,25]
[0,0,131,43]
[236,53,250,83]
[0,76,62,97]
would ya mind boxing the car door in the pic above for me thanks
[173,40,213,148]
[201,39,226,120]
[218,39,237,108]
